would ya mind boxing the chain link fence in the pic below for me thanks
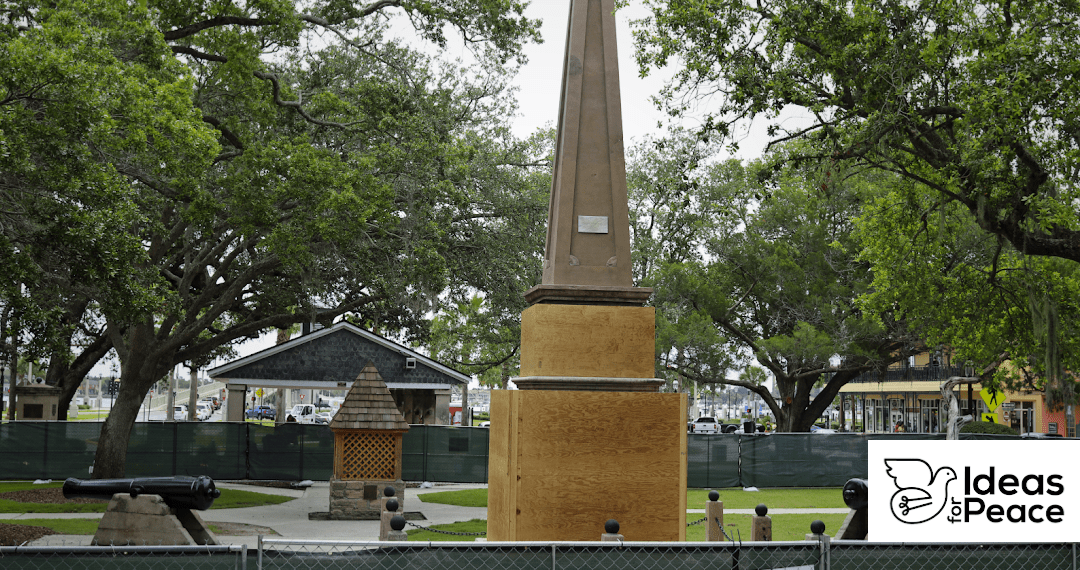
[256,539,824,570]
[0,544,247,570]
[830,540,1078,570]
[2,539,1075,570]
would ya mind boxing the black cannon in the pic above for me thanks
[63,475,221,511]
[837,478,868,539]
[842,478,868,510]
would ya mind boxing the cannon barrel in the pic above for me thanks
[842,478,868,510]
[63,475,221,511]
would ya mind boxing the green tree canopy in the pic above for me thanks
[628,133,917,431]
[1,0,543,475]
[629,0,1080,263]
[855,179,1080,408]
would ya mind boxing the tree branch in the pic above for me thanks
[163,17,277,41]
[253,71,364,128]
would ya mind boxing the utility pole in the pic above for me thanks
[166,366,176,421]
[187,367,199,421]
[6,334,17,420]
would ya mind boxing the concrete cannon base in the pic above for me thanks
[92,493,218,546]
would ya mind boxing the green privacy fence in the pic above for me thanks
[0,422,489,482]
[0,422,1031,484]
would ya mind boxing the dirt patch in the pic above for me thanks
[207,522,279,536]
[0,488,107,505]
[0,523,59,546]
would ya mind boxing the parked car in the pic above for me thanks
[246,405,275,420]
[195,402,212,421]
[478,421,490,428]
[172,404,188,421]
[314,412,333,424]
[690,417,720,434]
[720,423,741,434]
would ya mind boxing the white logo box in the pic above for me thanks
[868,440,1080,542]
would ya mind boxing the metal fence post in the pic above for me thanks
[551,543,557,570]
[42,421,49,478]
[819,534,831,570]
[241,542,248,570]
[257,534,263,570]
[245,422,253,479]
[299,424,305,480]
[171,420,178,475]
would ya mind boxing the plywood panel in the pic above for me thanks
[486,390,513,540]
[520,304,655,378]
[486,390,687,541]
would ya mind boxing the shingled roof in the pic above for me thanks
[329,362,410,431]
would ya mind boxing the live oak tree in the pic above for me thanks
[629,0,1080,263]
[423,128,552,390]
[856,181,1080,409]
[627,130,739,394]
[1,0,542,476]
[628,134,917,431]
[629,0,1080,421]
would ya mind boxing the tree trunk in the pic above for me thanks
[91,323,172,478]
[46,333,112,421]
[92,380,147,478]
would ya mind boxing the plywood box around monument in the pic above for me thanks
[486,390,687,541]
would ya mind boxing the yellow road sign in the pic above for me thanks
[980,387,1003,411]
[982,412,998,423]
[255,388,264,398]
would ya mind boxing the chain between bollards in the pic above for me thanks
[402,520,487,536]
[687,516,708,526]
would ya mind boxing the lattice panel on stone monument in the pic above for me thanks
[337,432,396,480]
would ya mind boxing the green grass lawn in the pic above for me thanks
[687,488,846,510]
[406,513,849,542]
[0,482,293,513]
[418,488,846,511]
[406,518,488,540]
[686,513,849,542]
[1,518,100,535]
[417,488,487,508]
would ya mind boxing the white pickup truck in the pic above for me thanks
[690,417,720,434]
[285,404,318,424]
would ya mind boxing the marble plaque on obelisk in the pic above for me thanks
[487,0,687,542]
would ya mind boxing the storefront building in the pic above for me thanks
[838,352,1073,436]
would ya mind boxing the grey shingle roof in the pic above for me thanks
[329,362,409,431]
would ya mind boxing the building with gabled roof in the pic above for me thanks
[209,321,469,424]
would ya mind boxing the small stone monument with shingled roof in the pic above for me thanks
[324,362,409,520]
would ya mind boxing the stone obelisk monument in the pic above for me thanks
[486,0,687,541]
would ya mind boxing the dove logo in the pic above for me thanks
[885,459,957,524]
[870,440,1080,542]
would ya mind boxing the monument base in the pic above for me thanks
[327,479,405,520]
[93,494,218,546]
[519,304,657,382]
[487,390,687,541]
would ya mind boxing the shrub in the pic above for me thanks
[961,421,1018,435]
